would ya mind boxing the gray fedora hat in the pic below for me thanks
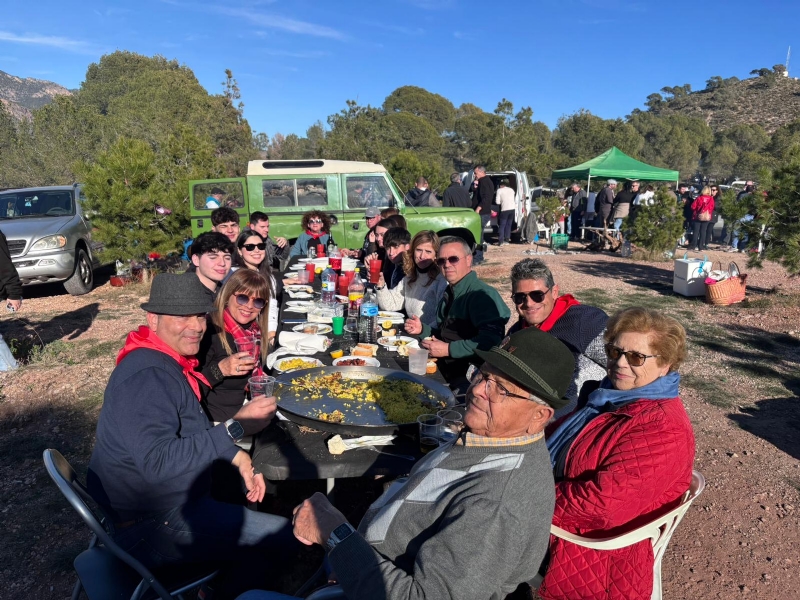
[141,273,215,315]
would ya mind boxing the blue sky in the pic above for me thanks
[1,0,799,139]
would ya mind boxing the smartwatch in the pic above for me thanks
[326,522,356,550]
[224,418,245,443]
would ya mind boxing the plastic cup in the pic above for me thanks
[330,256,342,272]
[368,260,382,284]
[248,375,276,398]
[437,409,464,443]
[407,346,429,375]
[235,336,259,361]
[332,316,345,335]
[297,269,310,284]
[417,414,442,454]
[305,262,315,282]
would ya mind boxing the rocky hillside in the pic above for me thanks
[0,70,72,120]
[651,74,800,133]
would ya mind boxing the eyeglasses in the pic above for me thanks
[234,294,266,310]
[467,365,530,401]
[240,243,266,251]
[436,255,463,267]
[511,288,552,304]
[604,343,659,367]
[308,219,323,224]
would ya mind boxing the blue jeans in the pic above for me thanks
[114,495,296,597]
[613,217,624,230]
[474,213,491,261]
[731,215,754,249]
[497,209,515,243]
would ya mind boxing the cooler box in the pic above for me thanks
[673,255,710,297]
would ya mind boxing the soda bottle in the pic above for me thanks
[348,268,365,313]
[321,266,337,303]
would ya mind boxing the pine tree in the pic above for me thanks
[626,187,685,259]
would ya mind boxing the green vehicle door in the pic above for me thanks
[340,173,400,248]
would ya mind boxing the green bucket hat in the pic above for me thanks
[474,327,576,409]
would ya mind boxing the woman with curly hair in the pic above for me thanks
[375,230,447,327]
[288,210,333,258]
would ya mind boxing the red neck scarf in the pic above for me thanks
[306,230,324,239]
[222,308,264,378]
[520,294,581,332]
[117,326,210,401]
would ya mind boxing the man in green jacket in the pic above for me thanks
[405,235,510,390]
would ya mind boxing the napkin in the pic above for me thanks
[287,291,314,299]
[327,434,397,454]
[279,331,330,352]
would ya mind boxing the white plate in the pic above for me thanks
[286,285,313,293]
[287,291,314,299]
[289,264,306,270]
[287,300,315,306]
[377,310,405,324]
[298,258,312,263]
[273,356,325,372]
[292,323,333,334]
[377,336,418,351]
[332,356,381,367]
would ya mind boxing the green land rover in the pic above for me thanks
[189,159,482,249]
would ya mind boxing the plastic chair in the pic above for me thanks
[43,449,218,600]
[547,470,705,600]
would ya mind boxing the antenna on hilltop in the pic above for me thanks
[786,46,791,77]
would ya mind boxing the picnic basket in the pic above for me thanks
[705,261,747,306]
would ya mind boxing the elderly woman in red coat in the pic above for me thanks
[539,307,695,600]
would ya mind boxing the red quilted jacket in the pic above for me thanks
[539,397,695,600]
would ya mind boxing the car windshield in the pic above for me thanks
[0,191,75,219]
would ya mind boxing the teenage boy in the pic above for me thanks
[378,228,411,290]
[211,207,240,243]
[249,211,288,268]
[189,232,234,299]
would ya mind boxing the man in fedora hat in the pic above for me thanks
[240,328,573,600]
[87,274,294,597]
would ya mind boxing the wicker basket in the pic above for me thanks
[705,262,747,305]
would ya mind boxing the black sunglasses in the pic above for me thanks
[511,288,552,304]
[240,242,266,251]
[604,343,659,367]
[436,255,463,267]
[308,218,323,224]
[234,294,266,310]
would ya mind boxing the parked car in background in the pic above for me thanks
[0,184,103,295]
[189,160,483,249]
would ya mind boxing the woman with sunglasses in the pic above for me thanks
[232,230,279,348]
[198,269,274,435]
[288,210,333,258]
[375,230,447,326]
[539,307,695,600]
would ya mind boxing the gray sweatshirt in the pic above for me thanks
[329,436,555,600]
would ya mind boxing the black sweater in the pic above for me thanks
[0,231,23,300]
[87,348,238,521]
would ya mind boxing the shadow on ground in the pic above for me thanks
[2,303,100,347]
[569,260,676,295]
[19,265,115,301]
[730,397,800,461]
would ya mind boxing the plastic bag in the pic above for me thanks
[0,334,18,371]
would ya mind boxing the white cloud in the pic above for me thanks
[161,1,347,41]
[0,31,98,55]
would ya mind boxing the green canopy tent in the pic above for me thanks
[551,146,680,192]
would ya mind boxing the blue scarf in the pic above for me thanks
[546,371,681,470]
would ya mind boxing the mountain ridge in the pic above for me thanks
[0,70,72,120]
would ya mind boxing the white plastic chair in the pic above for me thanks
[547,470,705,600]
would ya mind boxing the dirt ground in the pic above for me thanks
[1,241,799,599]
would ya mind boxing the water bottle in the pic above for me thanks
[321,266,337,303]
[348,268,365,313]
[359,289,379,344]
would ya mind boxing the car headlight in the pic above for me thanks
[30,235,67,251]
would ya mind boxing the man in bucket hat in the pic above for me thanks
[239,327,574,600]
[87,274,295,597]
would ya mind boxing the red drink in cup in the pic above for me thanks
[368,260,382,285]
[305,262,316,282]
[330,256,342,272]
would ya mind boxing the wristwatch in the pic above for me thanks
[224,418,244,443]
[326,522,356,550]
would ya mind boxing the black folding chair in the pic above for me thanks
[43,449,217,600]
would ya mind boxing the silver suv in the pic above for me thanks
[0,184,102,295]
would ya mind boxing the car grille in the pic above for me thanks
[7,240,26,256]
